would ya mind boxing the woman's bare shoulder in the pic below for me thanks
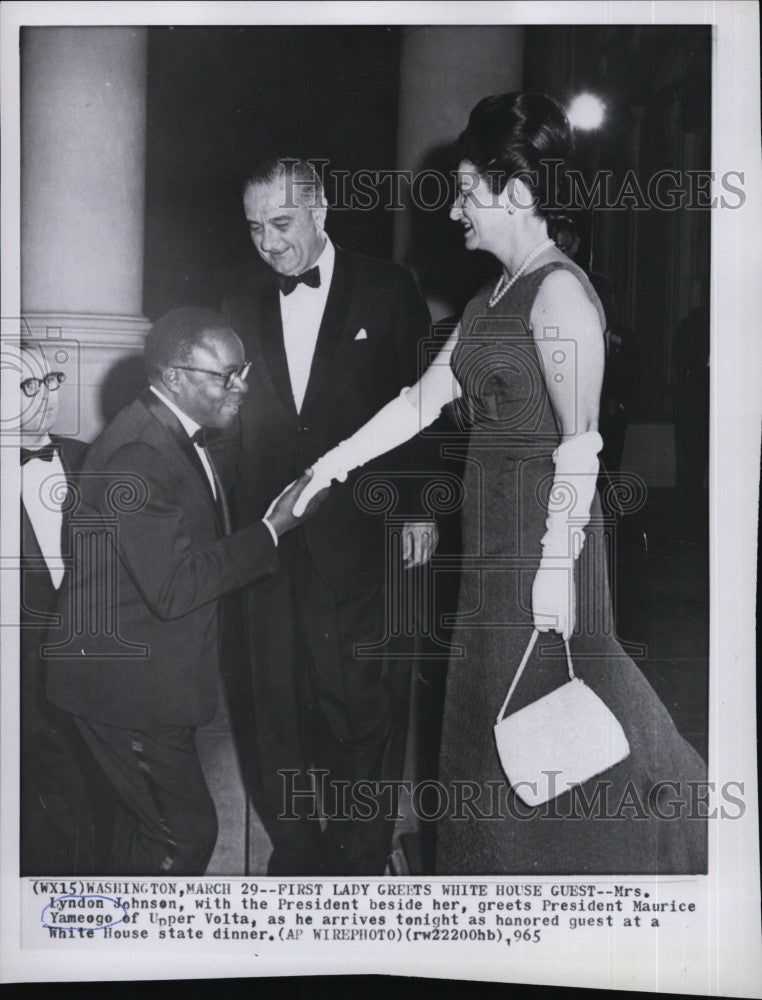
[531,264,604,334]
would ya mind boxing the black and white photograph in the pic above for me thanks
[1,1,760,993]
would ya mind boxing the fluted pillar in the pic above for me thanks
[21,27,150,439]
[394,26,524,319]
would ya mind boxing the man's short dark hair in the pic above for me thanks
[144,307,230,378]
[241,156,326,210]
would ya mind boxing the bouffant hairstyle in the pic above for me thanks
[456,92,576,244]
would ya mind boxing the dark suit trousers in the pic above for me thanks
[245,530,411,876]
[74,718,218,875]
[21,619,115,876]
[21,701,112,876]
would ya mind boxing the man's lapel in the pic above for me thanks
[259,279,298,418]
[52,436,82,561]
[21,436,75,606]
[19,501,59,623]
[300,248,354,417]
[139,390,223,534]
[21,502,43,560]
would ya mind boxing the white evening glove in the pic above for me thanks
[531,430,603,639]
[292,328,460,518]
[292,387,443,517]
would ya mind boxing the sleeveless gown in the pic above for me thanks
[435,260,707,874]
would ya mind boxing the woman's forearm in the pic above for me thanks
[292,329,461,516]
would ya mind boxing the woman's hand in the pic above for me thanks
[291,461,342,518]
[531,559,575,640]
[290,328,463,521]
[265,471,330,535]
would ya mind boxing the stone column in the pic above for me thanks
[394,26,524,320]
[21,27,150,440]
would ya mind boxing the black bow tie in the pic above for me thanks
[21,442,59,465]
[277,266,321,296]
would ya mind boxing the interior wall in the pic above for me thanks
[524,25,711,425]
[143,26,401,319]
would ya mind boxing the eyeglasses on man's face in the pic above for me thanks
[171,361,251,390]
[20,372,66,397]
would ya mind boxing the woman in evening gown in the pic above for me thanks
[297,93,707,875]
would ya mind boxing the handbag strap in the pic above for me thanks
[496,629,576,724]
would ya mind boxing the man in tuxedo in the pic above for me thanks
[19,341,110,874]
[46,308,323,875]
[221,157,436,875]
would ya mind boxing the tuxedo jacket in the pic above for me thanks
[46,392,279,730]
[220,247,432,589]
[21,435,88,628]
[21,436,88,733]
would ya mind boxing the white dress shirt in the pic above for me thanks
[148,386,278,546]
[22,441,66,589]
[149,385,217,497]
[279,236,335,412]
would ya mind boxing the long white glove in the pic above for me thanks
[292,328,460,518]
[292,388,438,517]
[531,430,603,639]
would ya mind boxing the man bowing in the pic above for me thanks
[46,308,323,875]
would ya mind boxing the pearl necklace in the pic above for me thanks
[487,238,556,308]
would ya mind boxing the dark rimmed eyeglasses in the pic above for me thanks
[171,361,252,390]
[20,372,66,397]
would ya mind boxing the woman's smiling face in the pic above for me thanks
[450,159,508,255]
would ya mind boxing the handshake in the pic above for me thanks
[262,465,439,570]
[262,469,331,538]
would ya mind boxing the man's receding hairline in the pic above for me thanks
[243,163,324,209]
[243,178,312,207]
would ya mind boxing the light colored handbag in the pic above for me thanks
[494,629,630,807]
